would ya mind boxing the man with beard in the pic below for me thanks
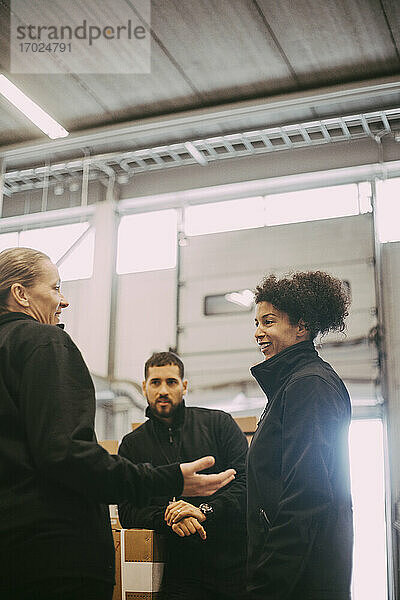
[118,351,249,600]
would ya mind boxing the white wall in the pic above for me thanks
[114,268,177,383]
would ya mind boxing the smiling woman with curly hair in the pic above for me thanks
[254,270,350,341]
[246,271,353,600]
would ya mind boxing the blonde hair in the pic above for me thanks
[0,247,50,313]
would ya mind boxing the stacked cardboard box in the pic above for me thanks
[234,416,258,445]
[99,440,166,598]
[112,529,166,600]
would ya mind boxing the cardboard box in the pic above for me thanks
[99,439,120,454]
[234,416,257,445]
[112,529,166,600]
[234,416,258,434]
[131,422,144,431]
[113,530,122,600]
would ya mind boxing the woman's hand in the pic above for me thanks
[171,516,206,540]
[165,500,205,526]
[180,456,235,496]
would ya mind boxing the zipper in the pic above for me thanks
[260,507,271,528]
[150,420,181,464]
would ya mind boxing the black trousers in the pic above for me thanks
[161,581,249,600]
[160,567,249,600]
[0,577,114,600]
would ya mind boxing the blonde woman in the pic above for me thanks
[0,247,235,600]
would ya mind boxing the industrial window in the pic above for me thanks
[58,227,95,282]
[0,222,94,281]
[117,209,177,274]
[185,184,369,236]
[204,289,254,315]
[264,184,361,226]
[20,223,94,281]
[185,196,264,236]
[376,178,400,242]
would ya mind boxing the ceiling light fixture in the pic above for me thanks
[117,173,129,184]
[69,181,80,192]
[0,74,69,139]
[225,289,254,308]
[54,184,64,195]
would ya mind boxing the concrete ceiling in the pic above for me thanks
[1,0,400,169]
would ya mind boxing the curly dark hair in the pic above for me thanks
[254,271,350,339]
[144,351,184,380]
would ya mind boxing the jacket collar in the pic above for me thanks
[145,398,186,429]
[251,340,317,399]
[0,311,37,326]
[0,311,65,329]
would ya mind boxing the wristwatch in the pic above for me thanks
[199,503,214,516]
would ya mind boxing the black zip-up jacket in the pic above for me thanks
[118,403,248,576]
[247,341,353,600]
[0,312,183,587]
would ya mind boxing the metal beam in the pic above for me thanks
[0,205,95,232]
[3,107,400,195]
[117,159,400,215]
[0,159,4,218]
[371,182,397,600]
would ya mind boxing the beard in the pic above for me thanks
[156,402,173,416]
[151,398,181,420]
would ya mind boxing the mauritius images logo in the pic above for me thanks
[10,0,151,74]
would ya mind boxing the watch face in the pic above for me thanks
[200,503,213,514]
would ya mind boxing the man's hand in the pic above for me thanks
[180,456,235,496]
[165,500,205,526]
[171,516,207,540]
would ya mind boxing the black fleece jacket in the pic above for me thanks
[0,312,183,586]
[118,403,248,575]
[247,341,353,600]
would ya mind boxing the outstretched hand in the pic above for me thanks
[180,456,235,497]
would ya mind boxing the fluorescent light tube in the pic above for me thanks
[0,75,69,139]
[184,141,208,166]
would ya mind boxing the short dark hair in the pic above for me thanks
[144,351,184,380]
[254,271,350,339]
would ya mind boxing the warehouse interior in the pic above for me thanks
[1,1,400,599]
